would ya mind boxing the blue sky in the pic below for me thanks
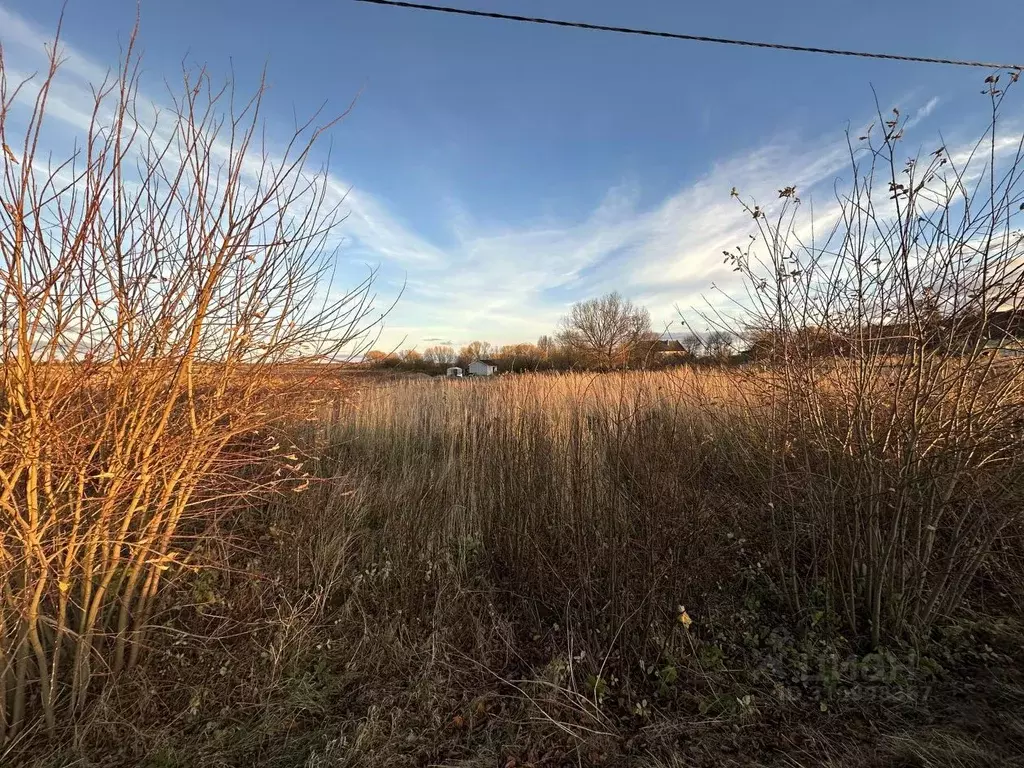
[3,0,1023,351]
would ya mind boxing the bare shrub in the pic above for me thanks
[0,23,375,741]
[718,75,1024,644]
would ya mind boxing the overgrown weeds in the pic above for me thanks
[8,367,1023,765]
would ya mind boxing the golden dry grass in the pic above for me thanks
[5,364,1023,766]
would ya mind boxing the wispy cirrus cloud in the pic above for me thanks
[370,93,1014,350]
[371,134,858,346]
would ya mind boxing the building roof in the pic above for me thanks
[649,339,686,353]
[472,358,499,366]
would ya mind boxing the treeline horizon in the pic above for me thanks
[364,291,739,374]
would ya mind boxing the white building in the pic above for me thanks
[446,366,464,378]
[468,359,498,376]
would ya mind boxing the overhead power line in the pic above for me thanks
[354,0,1023,71]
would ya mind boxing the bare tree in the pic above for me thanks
[704,330,735,359]
[0,24,377,740]
[679,331,704,357]
[422,345,456,366]
[536,335,555,358]
[557,292,651,370]
[457,340,492,368]
[364,350,399,367]
[497,342,539,372]
[399,349,424,367]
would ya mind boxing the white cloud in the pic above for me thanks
[7,3,989,353]
[372,135,857,348]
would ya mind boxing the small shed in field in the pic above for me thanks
[446,366,464,378]
[468,359,498,376]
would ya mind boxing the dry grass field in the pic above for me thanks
[8,365,1023,767]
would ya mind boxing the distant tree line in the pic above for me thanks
[363,292,741,374]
